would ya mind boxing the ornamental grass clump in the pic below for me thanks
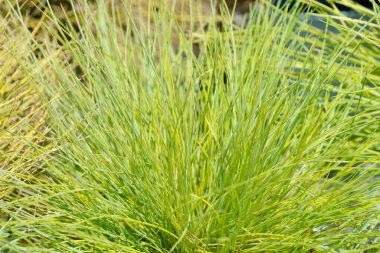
[1,0,379,252]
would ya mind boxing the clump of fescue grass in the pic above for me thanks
[1,0,379,252]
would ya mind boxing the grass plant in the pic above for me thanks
[1,0,379,252]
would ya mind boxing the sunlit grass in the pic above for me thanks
[1,0,379,252]
[0,7,50,239]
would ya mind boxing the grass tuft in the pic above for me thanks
[1,0,379,252]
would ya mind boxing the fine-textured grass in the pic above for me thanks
[1,0,379,252]
[0,6,51,239]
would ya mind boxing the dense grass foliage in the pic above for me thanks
[0,9,51,242]
[1,0,379,252]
